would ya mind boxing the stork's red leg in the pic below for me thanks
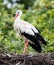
[23,39,29,54]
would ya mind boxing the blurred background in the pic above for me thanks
[0,0,54,54]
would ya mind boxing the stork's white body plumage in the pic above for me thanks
[14,10,47,54]
[14,19,38,36]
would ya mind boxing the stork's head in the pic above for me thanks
[15,10,22,19]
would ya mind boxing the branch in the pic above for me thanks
[0,53,54,65]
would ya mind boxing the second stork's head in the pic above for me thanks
[15,10,22,19]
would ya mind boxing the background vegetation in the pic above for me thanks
[0,0,54,54]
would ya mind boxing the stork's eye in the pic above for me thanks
[18,12,19,14]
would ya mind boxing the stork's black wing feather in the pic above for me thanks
[29,42,41,53]
[35,33,47,45]
[31,28,47,45]
[21,32,42,52]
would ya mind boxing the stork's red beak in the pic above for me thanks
[15,14,19,19]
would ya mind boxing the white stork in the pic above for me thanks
[14,10,47,54]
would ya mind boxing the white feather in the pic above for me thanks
[14,19,38,36]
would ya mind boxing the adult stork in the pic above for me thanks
[14,10,47,54]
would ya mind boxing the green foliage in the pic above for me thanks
[0,0,54,54]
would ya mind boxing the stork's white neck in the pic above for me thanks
[17,16,20,19]
[15,16,21,22]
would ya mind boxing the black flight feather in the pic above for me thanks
[21,32,42,52]
[29,42,41,53]
[31,28,47,45]
[35,33,47,45]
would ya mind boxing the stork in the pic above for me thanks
[14,10,47,54]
